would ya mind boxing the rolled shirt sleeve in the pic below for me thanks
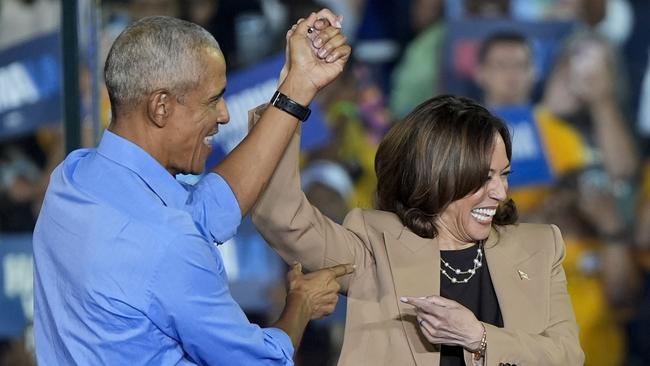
[188,172,242,244]
[146,233,294,365]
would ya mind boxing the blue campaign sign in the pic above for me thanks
[0,233,33,339]
[0,32,62,142]
[205,54,331,168]
[492,104,554,188]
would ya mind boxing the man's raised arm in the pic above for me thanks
[212,9,351,215]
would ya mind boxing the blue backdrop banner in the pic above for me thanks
[0,233,33,339]
[0,32,62,142]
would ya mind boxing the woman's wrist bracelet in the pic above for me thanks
[472,323,487,361]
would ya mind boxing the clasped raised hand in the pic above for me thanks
[278,9,351,105]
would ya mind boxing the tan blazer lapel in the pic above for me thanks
[384,227,440,365]
[485,228,548,333]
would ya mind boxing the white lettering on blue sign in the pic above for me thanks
[2,111,25,130]
[2,253,33,320]
[26,55,60,99]
[510,120,540,161]
[0,62,39,114]
[215,79,277,153]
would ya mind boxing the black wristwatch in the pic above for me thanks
[270,90,311,122]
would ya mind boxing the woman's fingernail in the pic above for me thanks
[326,55,334,62]
[400,297,409,303]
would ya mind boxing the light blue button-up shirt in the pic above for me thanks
[33,131,294,365]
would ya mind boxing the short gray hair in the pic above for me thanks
[104,16,220,116]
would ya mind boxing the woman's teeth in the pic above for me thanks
[471,208,496,222]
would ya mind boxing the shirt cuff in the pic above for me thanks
[263,327,295,361]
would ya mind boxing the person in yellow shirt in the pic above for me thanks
[475,30,639,365]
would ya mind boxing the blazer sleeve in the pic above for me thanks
[250,106,374,293]
[464,224,585,366]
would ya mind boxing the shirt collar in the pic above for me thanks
[97,130,189,209]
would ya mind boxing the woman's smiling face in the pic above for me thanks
[435,134,511,245]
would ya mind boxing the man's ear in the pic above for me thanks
[147,90,174,128]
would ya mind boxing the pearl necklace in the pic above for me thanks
[440,243,483,284]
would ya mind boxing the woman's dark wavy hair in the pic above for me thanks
[375,95,518,238]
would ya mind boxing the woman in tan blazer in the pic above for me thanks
[252,95,584,365]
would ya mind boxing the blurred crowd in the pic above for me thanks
[1,0,650,365]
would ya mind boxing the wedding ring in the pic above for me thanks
[307,26,314,34]
[419,319,425,327]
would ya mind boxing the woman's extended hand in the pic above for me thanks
[401,295,484,351]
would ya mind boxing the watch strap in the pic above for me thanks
[270,90,311,122]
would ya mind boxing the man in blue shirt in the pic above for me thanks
[33,12,353,365]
